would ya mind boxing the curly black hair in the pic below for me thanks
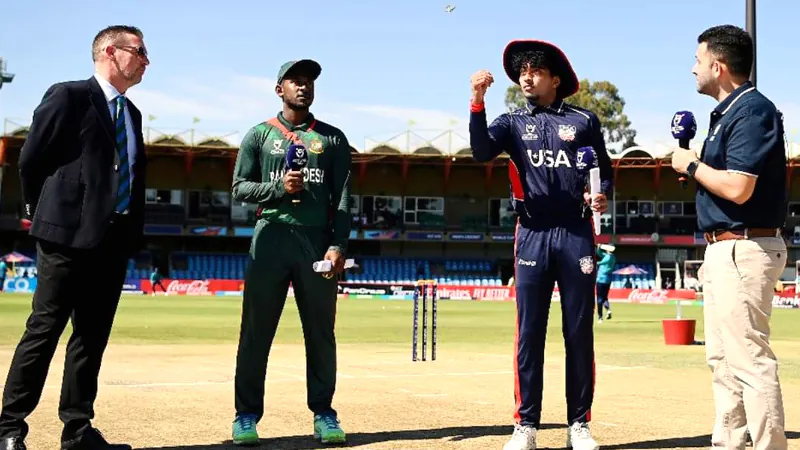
[698,25,753,79]
[510,50,560,76]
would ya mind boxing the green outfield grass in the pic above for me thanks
[1,293,799,379]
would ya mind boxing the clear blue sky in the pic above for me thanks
[1,0,798,153]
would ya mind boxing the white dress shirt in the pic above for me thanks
[93,73,135,213]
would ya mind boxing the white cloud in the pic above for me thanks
[124,73,468,150]
[347,104,463,130]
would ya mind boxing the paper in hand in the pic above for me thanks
[589,167,601,236]
[313,258,356,273]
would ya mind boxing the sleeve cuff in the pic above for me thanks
[273,178,286,196]
[727,168,758,178]
[470,102,485,112]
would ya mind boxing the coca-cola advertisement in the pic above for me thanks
[610,288,697,304]
[139,279,243,295]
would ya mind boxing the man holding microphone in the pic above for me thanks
[671,25,788,450]
[470,39,613,450]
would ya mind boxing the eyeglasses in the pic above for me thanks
[116,45,148,58]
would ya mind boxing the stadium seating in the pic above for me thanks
[168,252,248,280]
[346,257,503,286]
[126,259,150,281]
[122,251,651,290]
[609,262,656,289]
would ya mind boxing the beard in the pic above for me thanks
[286,97,312,110]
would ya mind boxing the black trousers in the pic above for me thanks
[234,221,339,421]
[0,220,129,441]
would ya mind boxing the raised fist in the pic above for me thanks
[471,70,494,104]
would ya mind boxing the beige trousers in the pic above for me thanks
[702,236,787,450]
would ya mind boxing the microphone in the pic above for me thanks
[285,144,308,204]
[576,146,601,236]
[575,146,597,174]
[670,111,697,189]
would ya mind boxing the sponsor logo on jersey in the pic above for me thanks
[526,149,572,168]
[270,168,326,184]
[518,258,537,267]
[271,139,284,154]
[521,124,539,141]
[579,256,594,274]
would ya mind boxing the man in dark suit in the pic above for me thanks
[0,25,149,450]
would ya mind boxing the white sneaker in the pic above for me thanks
[503,424,537,450]
[567,422,599,450]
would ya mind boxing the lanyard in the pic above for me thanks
[267,117,317,146]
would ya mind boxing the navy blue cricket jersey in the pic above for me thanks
[470,100,613,225]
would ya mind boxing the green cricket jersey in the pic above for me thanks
[231,112,352,254]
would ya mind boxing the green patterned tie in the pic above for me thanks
[115,95,130,213]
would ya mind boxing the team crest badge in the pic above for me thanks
[578,256,594,275]
[309,139,324,154]
[558,124,577,142]
[521,124,539,141]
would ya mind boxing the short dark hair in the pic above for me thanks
[510,50,560,78]
[92,25,144,61]
[698,25,753,78]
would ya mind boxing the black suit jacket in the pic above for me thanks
[19,76,147,256]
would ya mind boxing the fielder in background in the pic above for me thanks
[469,39,613,450]
[671,25,789,450]
[229,59,352,446]
[595,244,615,323]
[149,267,165,296]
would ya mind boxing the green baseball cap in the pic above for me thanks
[276,59,322,84]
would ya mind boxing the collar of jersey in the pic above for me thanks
[276,111,316,130]
[712,81,755,117]
[525,99,565,115]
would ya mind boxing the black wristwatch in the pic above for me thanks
[687,160,700,178]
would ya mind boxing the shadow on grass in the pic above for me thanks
[136,424,552,449]
[137,428,800,450]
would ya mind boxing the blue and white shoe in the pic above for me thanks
[232,413,259,446]
[313,413,346,444]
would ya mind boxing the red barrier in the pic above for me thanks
[140,279,243,295]
[137,279,701,305]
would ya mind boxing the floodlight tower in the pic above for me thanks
[746,0,756,86]
[0,58,14,90]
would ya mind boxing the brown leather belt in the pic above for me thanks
[703,228,780,244]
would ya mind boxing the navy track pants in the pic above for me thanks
[513,219,596,427]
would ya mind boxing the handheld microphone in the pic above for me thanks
[576,146,601,236]
[670,111,697,189]
[285,144,308,204]
[575,146,597,174]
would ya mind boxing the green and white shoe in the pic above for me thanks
[232,413,259,446]
[313,414,346,444]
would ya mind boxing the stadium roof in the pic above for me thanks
[4,120,800,160]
